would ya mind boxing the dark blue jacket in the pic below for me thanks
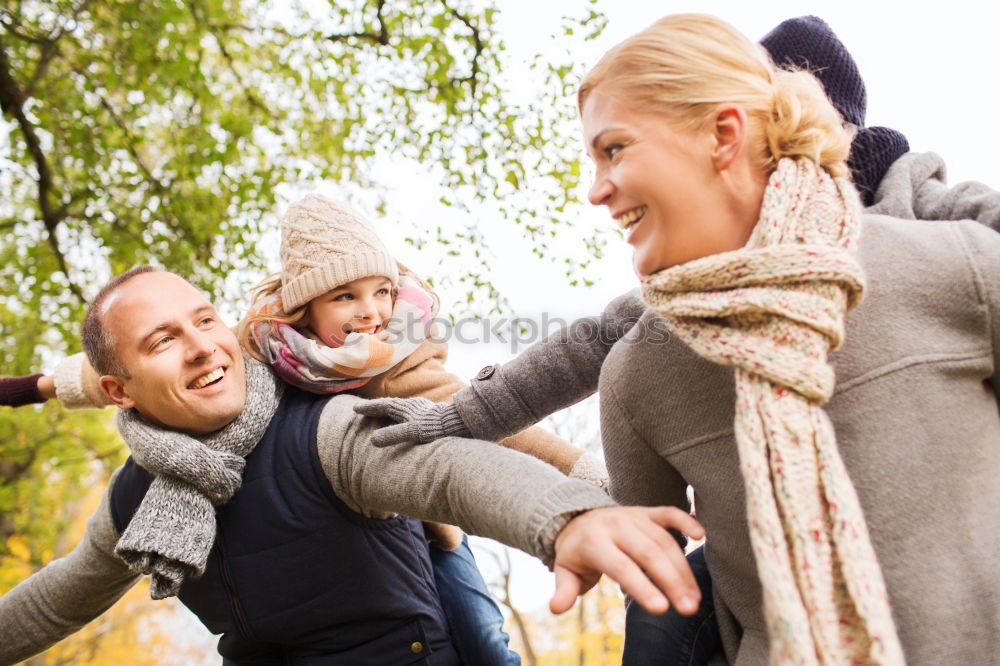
[111,388,459,665]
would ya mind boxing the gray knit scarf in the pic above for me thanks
[113,356,284,599]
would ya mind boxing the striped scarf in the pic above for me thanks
[249,276,436,394]
[641,158,905,665]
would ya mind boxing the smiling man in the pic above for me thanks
[0,266,705,665]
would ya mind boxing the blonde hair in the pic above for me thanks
[578,14,853,178]
[237,261,441,363]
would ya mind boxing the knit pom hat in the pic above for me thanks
[760,16,910,206]
[279,194,399,311]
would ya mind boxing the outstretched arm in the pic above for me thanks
[869,152,1000,234]
[355,289,647,445]
[0,354,111,410]
[0,477,140,665]
[321,394,703,615]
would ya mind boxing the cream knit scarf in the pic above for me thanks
[642,158,905,665]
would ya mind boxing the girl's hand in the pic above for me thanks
[0,373,53,407]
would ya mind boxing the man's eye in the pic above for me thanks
[154,336,172,348]
[199,317,215,327]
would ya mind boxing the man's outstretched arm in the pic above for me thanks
[0,477,140,665]
[320,395,703,616]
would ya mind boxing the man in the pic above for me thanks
[0,267,703,665]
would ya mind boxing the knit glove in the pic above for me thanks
[353,397,471,447]
[0,374,45,407]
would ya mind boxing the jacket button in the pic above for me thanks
[476,365,496,380]
[410,641,424,654]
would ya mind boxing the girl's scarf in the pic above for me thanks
[641,158,905,665]
[114,356,284,599]
[249,276,436,394]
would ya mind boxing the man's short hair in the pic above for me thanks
[82,265,159,378]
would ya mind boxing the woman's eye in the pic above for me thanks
[376,288,390,297]
[333,293,353,301]
[603,144,624,160]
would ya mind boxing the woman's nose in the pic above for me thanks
[588,170,614,207]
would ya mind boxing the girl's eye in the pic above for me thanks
[333,293,353,302]
[376,288,390,297]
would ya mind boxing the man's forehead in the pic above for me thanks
[103,272,213,328]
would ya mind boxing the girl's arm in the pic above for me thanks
[0,355,110,410]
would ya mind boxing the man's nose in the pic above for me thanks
[185,327,217,361]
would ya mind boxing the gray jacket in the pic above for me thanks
[450,153,1000,665]
[0,394,614,664]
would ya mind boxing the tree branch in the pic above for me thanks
[24,0,95,98]
[0,37,86,303]
[325,0,389,45]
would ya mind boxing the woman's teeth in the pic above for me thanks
[190,367,224,389]
[619,206,647,230]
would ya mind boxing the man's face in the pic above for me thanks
[100,272,247,435]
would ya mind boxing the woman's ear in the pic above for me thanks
[711,103,750,172]
[99,375,135,410]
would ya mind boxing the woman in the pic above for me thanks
[361,14,1000,665]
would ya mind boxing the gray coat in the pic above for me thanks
[453,153,1000,665]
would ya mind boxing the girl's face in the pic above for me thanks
[581,89,753,275]
[305,275,394,347]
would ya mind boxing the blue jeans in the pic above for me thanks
[430,536,521,666]
[622,545,721,666]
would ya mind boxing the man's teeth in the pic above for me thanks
[619,206,647,229]
[190,368,224,389]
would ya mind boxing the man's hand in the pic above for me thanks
[550,506,705,616]
[353,397,471,446]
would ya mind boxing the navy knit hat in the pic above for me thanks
[760,16,909,205]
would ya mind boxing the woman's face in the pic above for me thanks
[581,89,753,274]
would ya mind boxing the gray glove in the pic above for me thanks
[353,397,472,447]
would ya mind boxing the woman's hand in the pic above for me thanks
[550,506,705,616]
[353,397,472,446]
[0,373,54,407]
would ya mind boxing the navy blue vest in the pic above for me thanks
[111,388,460,665]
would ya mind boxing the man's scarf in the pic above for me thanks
[249,276,436,394]
[642,158,905,665]
[114,356,284,599]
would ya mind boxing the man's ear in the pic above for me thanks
[711,103,750,172]
[99,375,136,410]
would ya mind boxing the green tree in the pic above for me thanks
[0,0,607,341]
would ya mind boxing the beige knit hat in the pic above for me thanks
[279,194,399,311]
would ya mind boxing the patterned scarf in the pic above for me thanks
[114,356,284,599]
[642,158,905,665]
[249,276,436,394]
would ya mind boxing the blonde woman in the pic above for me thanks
[361,14,1000,666]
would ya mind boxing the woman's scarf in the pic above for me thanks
[642,158,905,665]
[249,276,437,394]
[114,356,284,599]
